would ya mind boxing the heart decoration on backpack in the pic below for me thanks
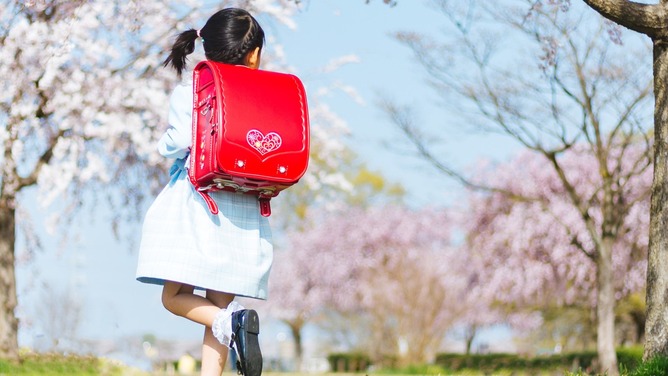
[246,130,283,155]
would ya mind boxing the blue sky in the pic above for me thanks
[273,0,518,206]
[15,0,518,368]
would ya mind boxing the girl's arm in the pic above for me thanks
[158,84,192,159]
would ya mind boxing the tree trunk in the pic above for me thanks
[645,37,668,361]
[597,237,618,375]
[464,325,477,355]
[288,321,303,370]
[0,197,19,361]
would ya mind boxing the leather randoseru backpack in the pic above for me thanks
[189,61,310,217]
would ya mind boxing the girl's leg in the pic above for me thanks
[202,327,228,376]
[161,281,230,326]
[161,281,235,376]
[200,290,235,376]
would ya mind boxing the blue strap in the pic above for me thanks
[168,157,188,185]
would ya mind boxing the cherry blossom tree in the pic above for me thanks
[462,142,651,362]
[568,0,668,364]
[0,0,355,361]
[2,0,174,360]
[382,1,653,373]
[266,205,461,367]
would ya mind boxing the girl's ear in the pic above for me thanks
[245,47,261,69]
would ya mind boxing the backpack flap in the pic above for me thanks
[210,62,309,184]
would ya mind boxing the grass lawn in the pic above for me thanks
[0,352,146,376]
[2,354,666,376]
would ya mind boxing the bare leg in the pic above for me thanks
[202,327,229,376]
[161,281,233,326]
[201,290,235,376]
[161,282,235,376]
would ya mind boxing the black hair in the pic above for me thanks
[163,8,265,77]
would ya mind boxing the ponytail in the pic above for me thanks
[163,29,199,78]
[163,9,265,78]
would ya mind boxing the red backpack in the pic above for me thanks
[189,61,310,217]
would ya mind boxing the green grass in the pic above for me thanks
[0,352,145,376]
[373,355,668,376]
[629,356,668,376]
[2,353,667,376]
[564,356,668,376]
[375,364,571,375]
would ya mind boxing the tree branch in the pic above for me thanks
[17,128,66,190]
[381,99,542,203]
[543,151,603,255]
[582,0,668,37]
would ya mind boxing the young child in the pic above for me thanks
[136,8,270,376]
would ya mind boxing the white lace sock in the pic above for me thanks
[212,301,244,347]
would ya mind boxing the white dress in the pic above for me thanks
[136,83,273,300]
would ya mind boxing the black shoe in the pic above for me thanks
[231,309,262,376]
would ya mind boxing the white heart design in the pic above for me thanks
[247,129,282,155]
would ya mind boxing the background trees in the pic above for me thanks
[385,1,653,373]
[265,205,461,367]
[462,144,651,351]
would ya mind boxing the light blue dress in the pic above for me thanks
[136,83,273,300]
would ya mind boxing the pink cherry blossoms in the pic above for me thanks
[463,144,650,311]
[268,205,464,364]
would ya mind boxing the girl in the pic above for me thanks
[136,8,270,376]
